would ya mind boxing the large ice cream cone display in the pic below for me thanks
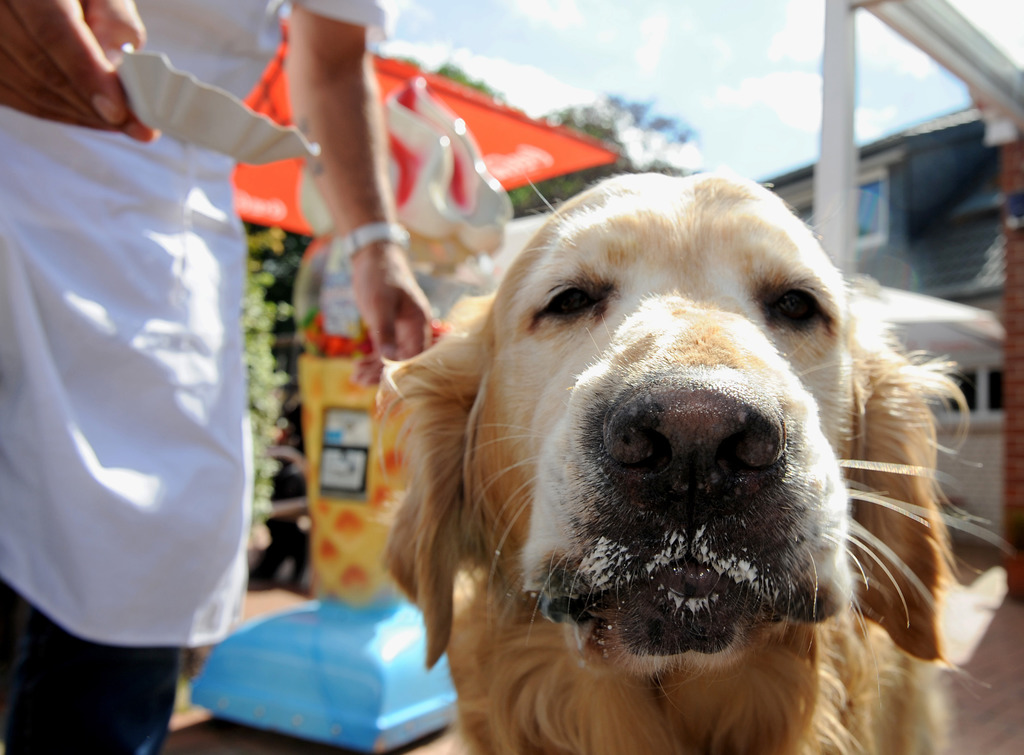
[193,241,455,753]
[298,354,402,605]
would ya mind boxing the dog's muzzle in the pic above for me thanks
[534,368,840,658]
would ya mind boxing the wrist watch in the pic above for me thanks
[326,222,410,273]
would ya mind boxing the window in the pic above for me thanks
[856,174,888,250]
[791,171,888,249]
[858,180,884,238]
[949,367,1003,420]
[955,371,977,412]
[988,369,1003,411]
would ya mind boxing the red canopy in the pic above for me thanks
[233,51,619,235]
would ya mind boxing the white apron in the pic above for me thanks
[0,0,392,646]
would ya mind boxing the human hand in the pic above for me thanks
[0,0,156,141]
[350,241,432,373]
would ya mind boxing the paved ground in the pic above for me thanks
[161,543,1024,755]
[942,545,1024,755]
[165,712,463,755]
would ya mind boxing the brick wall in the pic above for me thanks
[1002,139,1024,578]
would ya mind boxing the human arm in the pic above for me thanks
[0,0,156,141]
[286,5,431,369]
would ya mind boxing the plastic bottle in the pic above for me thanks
[319,238,363,338]
[293,237,369,356]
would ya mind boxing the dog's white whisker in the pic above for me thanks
[472,430,544,444]
[794,357,846,381]
[475,420,545,435]
[845,528,914,628]
[525,176,556,215]
[840,458,941,479]
[848,485,1008,551]
[825,532,869,589]
[487,494,533,599]
[472,454,541,503]
[850,490,932,528]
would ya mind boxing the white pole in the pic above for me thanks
[815,0,858,277]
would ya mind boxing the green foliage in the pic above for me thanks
[434,62,506,103]
[393,56,506,104]
[507,162,628,218]
[509,96,695,217]
[244,226,295,522]
[249,225,310,324]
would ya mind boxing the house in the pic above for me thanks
[766,108,1006,539]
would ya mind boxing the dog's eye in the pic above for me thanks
[545,287,598,316]
[772,290,818,322]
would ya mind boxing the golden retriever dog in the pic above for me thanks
[383,172,961,754]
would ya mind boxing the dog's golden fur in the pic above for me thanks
[383,173,960,754]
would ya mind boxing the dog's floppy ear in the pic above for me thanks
[381,296,493,667]
[845,321,962,662]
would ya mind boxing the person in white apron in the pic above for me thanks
[0,2,429,752]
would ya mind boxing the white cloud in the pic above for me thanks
[458,55,599,117]
[767,0,938,78]
[392,0,432,24]
[500,0,584,31]
[768,0,822,64]
[715,71,823,132]
[636,13,669,76]
[711,35,734,66]
[714,72,901,143]
[379,40,599,118]
[856,14,937,79]
[855,105,899,142]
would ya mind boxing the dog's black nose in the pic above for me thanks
[601,371,785,509]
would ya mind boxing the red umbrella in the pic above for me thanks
[233,44,619,235]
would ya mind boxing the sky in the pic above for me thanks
[381,0,1024,182]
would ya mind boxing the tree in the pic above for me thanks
[509,95,697,217]
[434,62,505,103]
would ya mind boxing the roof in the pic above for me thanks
[863,108,985,155]
[766,108,985,187]
[905,138,1003,299]
[908,215,1005,298]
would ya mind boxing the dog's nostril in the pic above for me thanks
[717,417,785,472]
[606,425,672,469]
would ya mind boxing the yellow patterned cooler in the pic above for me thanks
[298,354,404,606]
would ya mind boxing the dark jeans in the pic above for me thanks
[4,606,180,754]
